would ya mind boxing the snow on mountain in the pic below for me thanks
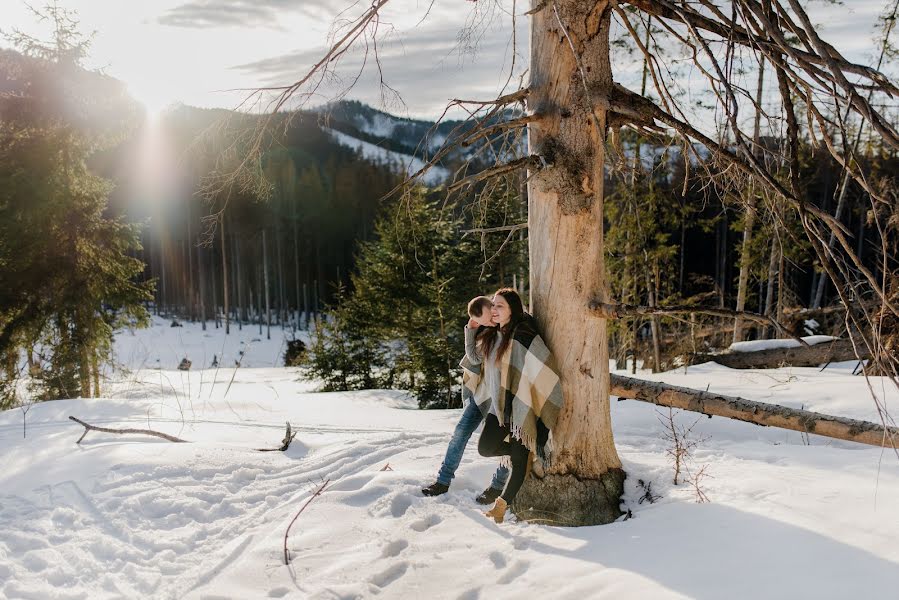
[357,112,398,139]
[326,127,450,186]
[1,318,898,598]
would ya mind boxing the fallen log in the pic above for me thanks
[69,416,188,444]
[689,337,869,369]
[609,374,898,448]
[590,300,803,344]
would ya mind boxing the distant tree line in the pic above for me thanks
[109,106,407,337]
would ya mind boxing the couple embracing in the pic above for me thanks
[421,287,565,524]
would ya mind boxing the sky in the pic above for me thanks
[0,0,891,120]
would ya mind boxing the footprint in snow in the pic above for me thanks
[410,514,442,532]
[389,494,412,518]
[381,539,409,558]
[457,588,482,600]
[497,559,529,585]
[369,561,408,589]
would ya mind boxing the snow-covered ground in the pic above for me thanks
[1,319,898,599]
[110,315,304,371]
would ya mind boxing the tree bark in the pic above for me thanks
[263,229,272,340]
[514,0,624,526]
[91,353,100,398]
[294,209,301,332]
[187,206,195,321]
[197,242,206,330]
[763,233,779,337]
[235,235,245,329]
[79,344,91,398]
[734,59,765,342]
[160,236,168,315]
[220,215,230,334]
[609,374,898,448]
[277,225,287,326]
[211,246,219,328]
[733,198,757,343]
[689,337,869,369]
[646,269,662,372]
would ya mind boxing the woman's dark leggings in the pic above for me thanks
[478,414,530,503]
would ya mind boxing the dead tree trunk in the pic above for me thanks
[690,337,869,369]
[293,212,301,332]
[197,242,206,331]
[733,148,761,342]
[514,0,624,526]
[235,236,245,329]
[187,209,195,321]
[220,214,230,335]
[763,233,779,337]
[263,229,272,340]
[610,374,898,448]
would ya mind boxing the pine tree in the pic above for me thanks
[301,188,504,407]
[0,6,152,403]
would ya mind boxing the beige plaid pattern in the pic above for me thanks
[459,331,564,454]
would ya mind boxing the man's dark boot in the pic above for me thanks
[475,487,502,505]
[421,482,449,497]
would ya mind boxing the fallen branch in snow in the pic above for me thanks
[609,375,899,449]
[257,422,298,452]
[284,479,330,565]
[590,301,804,345]
[68,416,188,444]
[688,338,869,369]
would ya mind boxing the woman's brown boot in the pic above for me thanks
[485,497,508,523]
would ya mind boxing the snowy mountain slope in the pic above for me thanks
[317,100,466,156]
[1,319,898,599]
[325,128,450,187]
[316,99,526,187]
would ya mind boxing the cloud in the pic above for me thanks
[158,0,332,29]
[230,22,528,118]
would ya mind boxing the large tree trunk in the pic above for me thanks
[514,0,624,526]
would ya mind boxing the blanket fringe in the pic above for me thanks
[510,424,555,469]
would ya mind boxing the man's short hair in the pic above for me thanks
[467,296,492,318]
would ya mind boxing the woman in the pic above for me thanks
[463,288,565,523]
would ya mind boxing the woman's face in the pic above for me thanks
[491,294,512,327]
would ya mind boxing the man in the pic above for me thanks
[421,296,509,504]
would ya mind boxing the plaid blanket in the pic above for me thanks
[460,324,565,456]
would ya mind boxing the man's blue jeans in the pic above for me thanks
[436,399,509,490]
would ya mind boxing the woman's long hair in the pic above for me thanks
[478,288,536,364]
